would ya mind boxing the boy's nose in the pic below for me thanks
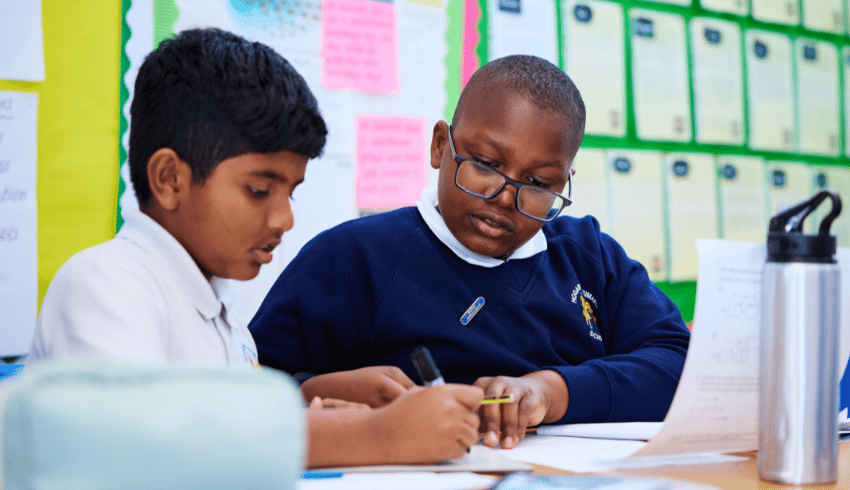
[269,200,295,233]
[492,182,518,209]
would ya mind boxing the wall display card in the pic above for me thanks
[629,9,692,143]
[565,148,609,233]
[811,165,850,246]
[752,0,799,25]
[637,0,690,6]
[0,0,45,81]
[716,156,767,243]
[0,91,38,357]
[802,0,845,33]
[765,161,814,223]
[796,39,840,156]
[355,115,427,209]
[844,47,850,158]
[606,150,666,281]
[690,18,744,146]
[321,0,400,94]
[488,0,558,65]
[699,0,748,16]
[562,0,625,137]
[664,153,718,282]
[745,30,795,152]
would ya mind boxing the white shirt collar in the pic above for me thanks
[416,186,547,268]
[118,207,223,320]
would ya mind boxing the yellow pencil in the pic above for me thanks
[480,394,516,405]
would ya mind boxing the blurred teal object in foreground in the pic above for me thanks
[0,365,23,382]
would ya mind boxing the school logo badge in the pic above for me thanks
[571,283,602,342]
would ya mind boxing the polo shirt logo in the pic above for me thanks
[571,283,602,342]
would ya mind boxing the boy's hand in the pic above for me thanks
[473,370,568,449]
[307,396,371,410]
[371,384,484,463]
[301,366,416,408]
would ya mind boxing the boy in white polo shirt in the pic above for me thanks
[28,27,483,467]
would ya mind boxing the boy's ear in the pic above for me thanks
[430,120,450,170]
[147,148,192,212]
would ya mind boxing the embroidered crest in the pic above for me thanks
[571,283,602,342]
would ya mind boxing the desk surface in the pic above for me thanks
[529,444,850,489]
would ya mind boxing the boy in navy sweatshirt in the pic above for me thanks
[249,54,691,450]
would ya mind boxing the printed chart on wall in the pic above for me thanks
[122,0,452,326]
[0,92,38,357]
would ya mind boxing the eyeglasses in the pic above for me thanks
[447,125,572,222]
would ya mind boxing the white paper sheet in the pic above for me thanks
[0,91,38,357]
[538,422,662,441]
[665,153,719,282]
[297,472,497,490]
[488,0,559,65]
[0,0,45,81]
[802,0,845,33]
[751,0,799,25]
[796,39,840,156]
[562,0,625,137]
[690,18,744,145]
[745,30,795,152]
[765,161,814,228]
[320,444,532,473]
[564,148,608,233]
[629,9,691,142]
[606,150,666,281]
[716,156,767,243]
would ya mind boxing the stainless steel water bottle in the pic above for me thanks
[759,190,842,485]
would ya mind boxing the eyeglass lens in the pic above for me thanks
[456,160,565,221]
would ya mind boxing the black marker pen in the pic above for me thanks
[411,345,445,386]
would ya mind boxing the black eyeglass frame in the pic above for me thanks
[447,125,572,222]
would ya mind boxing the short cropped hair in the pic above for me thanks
[453,55,585,145]
[129,28,327,207]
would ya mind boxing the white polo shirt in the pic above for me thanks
[28,208,259,367]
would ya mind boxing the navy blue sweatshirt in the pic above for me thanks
[249,208,690,424]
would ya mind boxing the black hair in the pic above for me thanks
[129,27,327,207]
[452,55,585,147]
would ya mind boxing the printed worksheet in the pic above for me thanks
[0,91,38,357]
[751,0,799,25]
[716,156,767,243]
[746,30,795,152]
[562,0,625,137]
[665,153,718,282]
[564,148,609,233]
[488,0,558,65]
[690,18,744,145]
[802,0,845,33]
[629,9,691,142]
[605,150,666,281]
[796,39,840,156]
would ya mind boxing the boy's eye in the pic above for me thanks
[249,186,269,197]
[527,177,553,188]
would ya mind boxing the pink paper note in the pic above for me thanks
[461,0,481,89]
[321,0,399,94]
[355,116,427,209]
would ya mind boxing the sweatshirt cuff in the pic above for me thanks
[544,363,613,425]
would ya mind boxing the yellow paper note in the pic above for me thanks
[796,39,840,156]
[716,156,767,243]
[746,30,795,152]
[810,165,850,246]
[565,148,609,233]
[629,9,691,142]
[606,150,667,281]
[562,0,625,137]
[690,18,744,145]
[665,153,719,281]
[488,0,558,64]
[802,0,844,33]
[766,161,814,225]
[752,0,799,25]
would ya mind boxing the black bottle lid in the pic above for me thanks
[766,190,842,263]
